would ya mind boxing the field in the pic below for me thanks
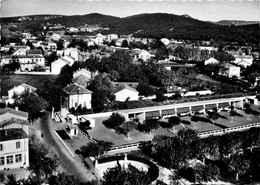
[0,74,57,96]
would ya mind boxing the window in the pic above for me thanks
[0,144,2,151]
[6,155,13,164]
[0,157,4,166]
[16,141,20,149]
[15,154,22,163]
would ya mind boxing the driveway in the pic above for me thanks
[35,112,98,182]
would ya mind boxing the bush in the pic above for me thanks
[0,103,6,108]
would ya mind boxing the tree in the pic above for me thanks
[136,82,155,97]
[229,105,235,122]
[116,121,137,139]
[155,88,166,102]
[168,116,181,132]
[37,80,62,111]
[55,65,73,88]
[48,172,85,185]
[80,139,113,158]
[0,173,5,184]
[207,107,219,125]
[88,73,114,112]
[137,118,160,135]
[29,137,59,184]
[102,112,125,129]
[103,164,150,185]
[5,174,19,185]
[198,136,221,161]
[151,135,186,169]
[17,90,49,122]
[121,39,129,48]
[45,52,58,66]
[56,39,64,50]
[3,56,20,72]
[155,46,169,60]
[230,153,250,181]
[177,128,199,159]
[219,132,243,158]
[244,103,252,120]
[241,127,260,151]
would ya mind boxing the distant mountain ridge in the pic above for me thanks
[1,13,259,44]
[215,20,259,26]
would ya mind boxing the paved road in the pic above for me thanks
[38,112,98,182]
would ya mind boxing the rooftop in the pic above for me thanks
[63,83,92,95]
[0,107,28,118]
[114,84,138,94]
[0,128,28,142]
[8,83,37,92]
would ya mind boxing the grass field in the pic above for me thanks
[0,74,57,96]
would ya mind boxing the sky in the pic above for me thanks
[0,0,260,22]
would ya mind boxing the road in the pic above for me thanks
[36,112,98,182]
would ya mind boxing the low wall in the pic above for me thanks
[198,122,260,137]
[14,71,57,75]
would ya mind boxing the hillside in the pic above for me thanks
[216,20,259,26]
[1,13,259,44]
[109,13,219,35]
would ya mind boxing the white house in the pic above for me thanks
[233,55,253,68]
[114,85,139,102]
[63,83,92,109]
[0,108,29,170]
[50,34,61,41]
[132,49,151,62]
[204,57,219,65]
[182,90,213,97]
[64,48,79,61]
[8,83,37,100]
[18,55,45,71]
[161,38,170,46]
[219,63,241,78]
[51,56,75,75]
[106,34,118,42]
[93,33,106,45]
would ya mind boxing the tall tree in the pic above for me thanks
[88,73,114,112]
[177,128,199,159]
[151,135,186,169]
[29,137,59,184]
[16,90,49,122]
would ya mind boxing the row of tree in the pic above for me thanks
[140,127,260,183]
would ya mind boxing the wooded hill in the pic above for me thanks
[1,13,259,44]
